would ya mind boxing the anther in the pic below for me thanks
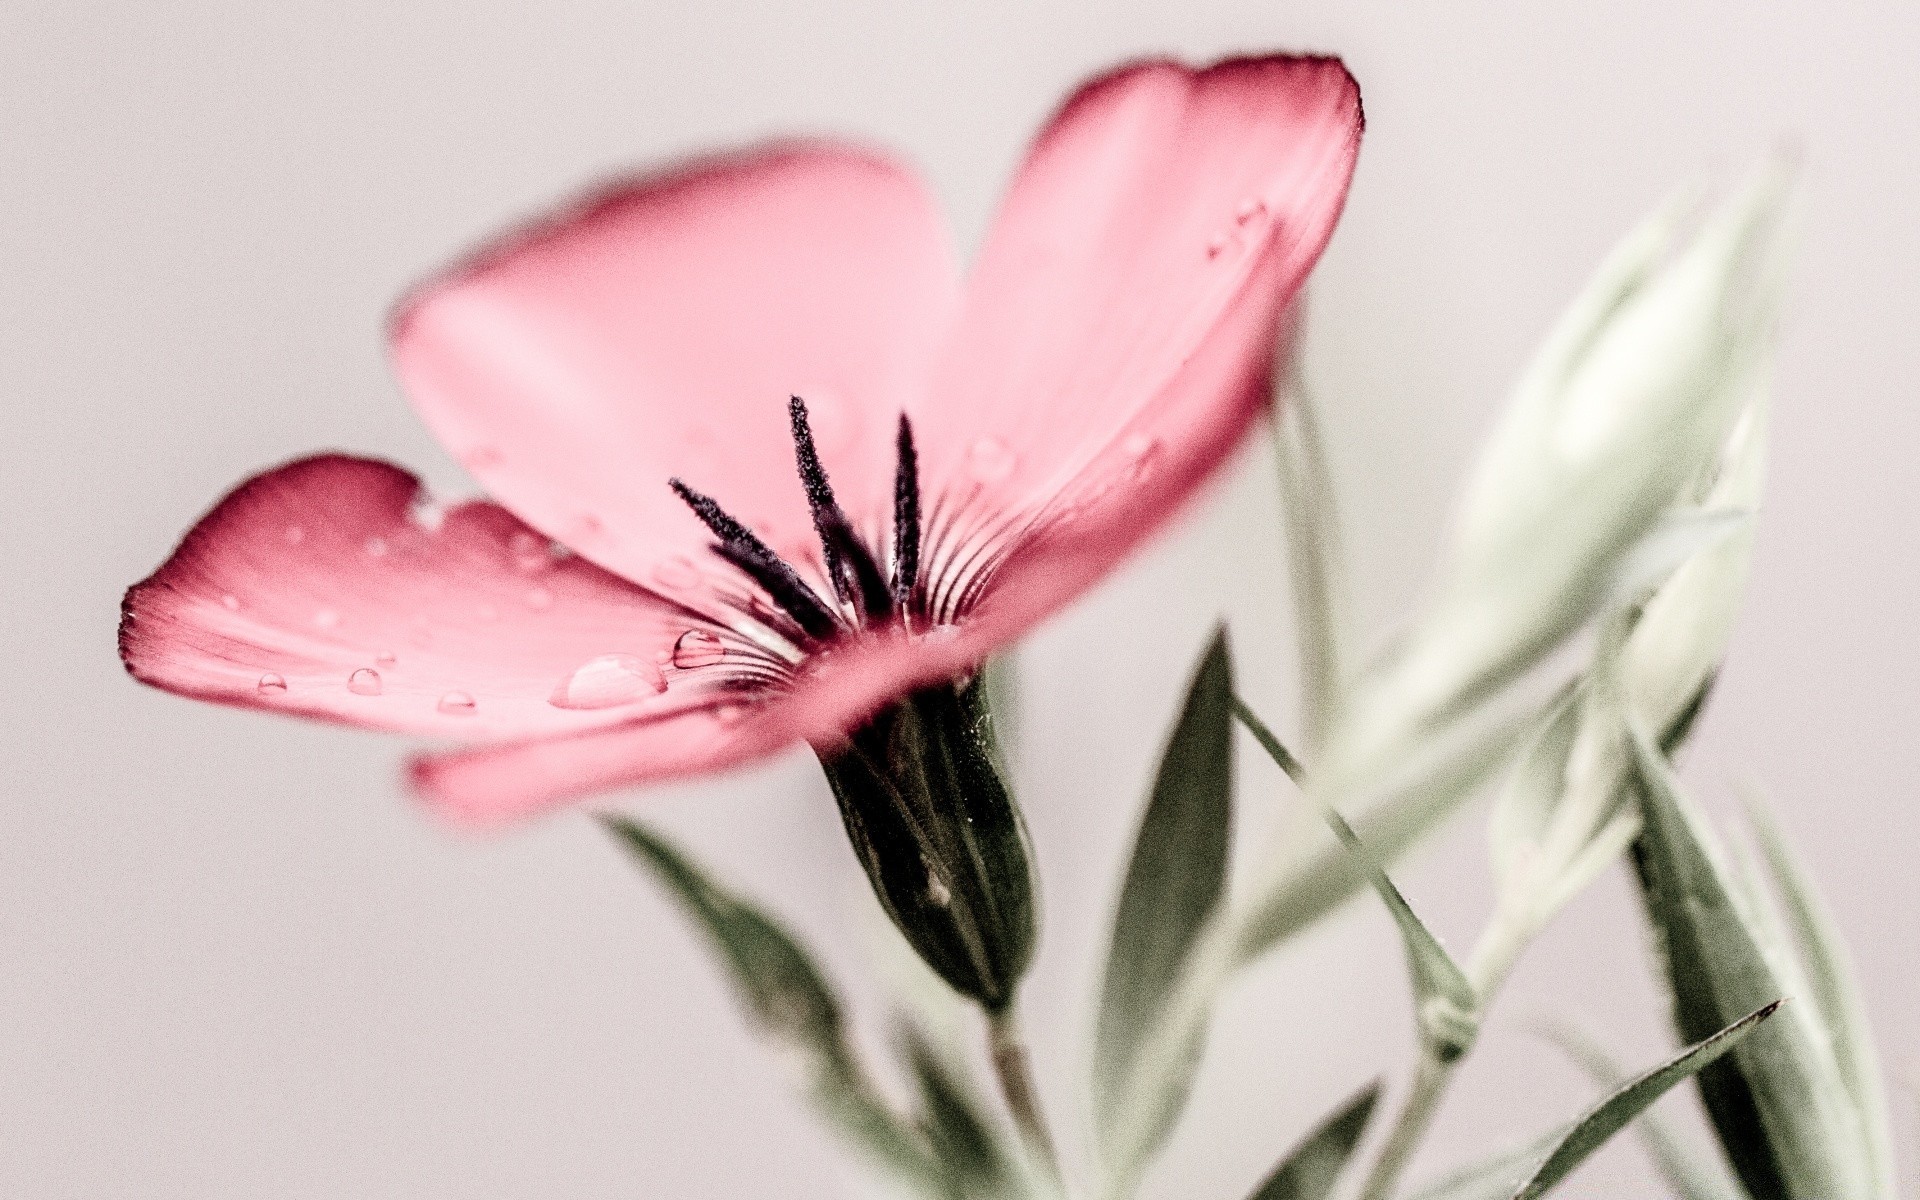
[788,396,852,602]
[670,477,839,641]
[892,413,921,609]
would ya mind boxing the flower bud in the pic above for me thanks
[814,676,1037,1010]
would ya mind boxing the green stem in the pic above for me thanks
[1357,1050,1455,1200]
[986,1002,1065,1190]
[1354,911,1537,1200]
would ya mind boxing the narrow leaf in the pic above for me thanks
[1236,710,1534,964]
[1626,727,1869,1200]
[1546,1022,1748,1200]
[1326,801,1479,1059]
[604,818,932,1183]
[1236,698,1478,1058]
[1271,368,1350,753]
[1511,1001,1781,1200]
[1094,628,1235,1179]
[1745,796,1896,1198]
[1247,1082,1380,1200]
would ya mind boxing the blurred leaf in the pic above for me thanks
[1488,685,1584,902]
[1271,368,1350,753]
[1547,1022,1749,1200]
[604,818,934,1185]
[1623,397,1768,730]
[1247,1082,1381,1200]
[1094,629,1236,1183]
[1745,796,1897,1197]
[1625,725,1870,1200]
[900,1022,1015,1197]
[1236,697,1479,1059]
[1512,1002,1782,1200]
[1604,505,1751,608]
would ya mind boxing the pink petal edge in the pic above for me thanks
[121,455,716,743]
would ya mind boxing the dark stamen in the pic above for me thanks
[671,478,755,546]
[817,509,893,623]
[710,541,840,642]
[892,413,921,609]
[671,477,839,641]
[788,395,851,602]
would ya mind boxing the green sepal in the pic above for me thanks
[602,817,933,1183]
[1246,1082,1380,1200]
[1094,629,1235,1184]
[816,675,1036,1010]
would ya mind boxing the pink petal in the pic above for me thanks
[409,624,993,823]
[121,455,729,742]
[390,143,961,598]
[913,56,1362,621]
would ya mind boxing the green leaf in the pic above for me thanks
[900,1022,1015,1197]
[603,818,933,1185]
[1625,726,1870,1200]
[1546,1023,1748,1200]
[1745,796,1896,1198]
[1094,628,1236,1183]
[1247,1082,1380,1200]
[1235,698,1478,1059]
[1511,1001,1782,1200]
[1271,367,1351,753]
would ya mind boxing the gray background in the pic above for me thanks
[4,2,1916,1196]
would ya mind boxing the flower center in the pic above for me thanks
[664,398,927,680]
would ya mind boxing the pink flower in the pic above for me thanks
[121,55,1363,826]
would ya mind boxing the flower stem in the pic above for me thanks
[1357,1049,1454,1200]
[1355,911,1535,1200]
[986,1002,1065,1189]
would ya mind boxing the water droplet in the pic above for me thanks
[374,650,398,667]
[1206,232,1230,259]
[525,586,553,611]
[465,446,503,470]
[574,514,605,540]
[314,609,340,630]
[1234,196,1267,224]
[509,531,550,573]
[967,437,1017,483]
[347,668,383,696]
[671,629,727,669]
[651,556,701,592]
[714,702,745,725]
[283,525,305,545]
[256,672,287,693]
[549,654,667,710]
[220,593,241,611]
[364,537,388,558]
[437,690,477,715]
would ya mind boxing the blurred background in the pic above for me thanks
[4,2,1916,1196]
